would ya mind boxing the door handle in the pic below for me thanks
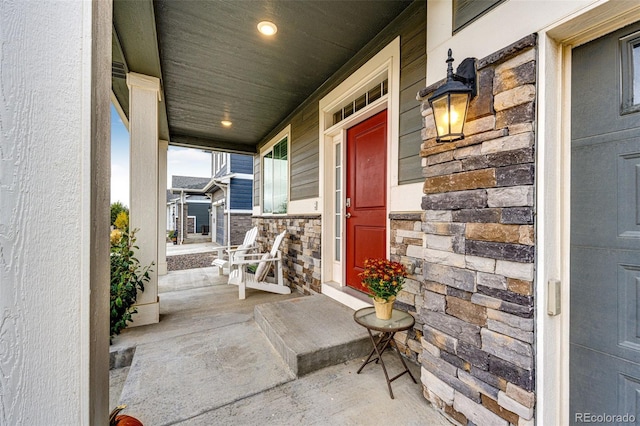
[345,212,351,219]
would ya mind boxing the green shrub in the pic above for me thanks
[110,202,129,226]
[114,211,129,231]
[110,229,153,341]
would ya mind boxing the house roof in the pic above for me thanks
[166,189,180,203]
[112,0,414,153]
[171,175,212,192]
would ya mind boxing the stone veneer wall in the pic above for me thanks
[389,212,424,363]
[230,213,253,245]
[416,35,537,426]
[175,204,196,237]
[390,212,425,363]
[252,215,321,295]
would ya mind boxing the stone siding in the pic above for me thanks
[390,212,425,363]
[230,213,253,245]
[175,204,196,237]
[252,215,321,295]
[417,35,537,426]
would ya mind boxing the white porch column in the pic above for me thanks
[0,0,111,423]
[158,139,169,276]
[127,72,160,326]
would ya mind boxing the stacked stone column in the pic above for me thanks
[417,35,537,426]
[390,212,426,362]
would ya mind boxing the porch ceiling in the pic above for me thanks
[112,0,414,154]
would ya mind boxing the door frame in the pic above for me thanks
[538,4,640,425]
[319,38,401,309]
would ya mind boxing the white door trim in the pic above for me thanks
[537,3,640,425]
[318,37,400,309]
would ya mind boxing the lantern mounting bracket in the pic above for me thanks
[453,57,477,98]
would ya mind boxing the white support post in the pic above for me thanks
[127,72,161,326]
[158,139,168,276]
[0,1,111,423]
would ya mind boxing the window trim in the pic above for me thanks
[452,0,505,34]
[260,125,291,215]
[620,30,640,115]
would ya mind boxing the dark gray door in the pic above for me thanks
[571,22,640,423]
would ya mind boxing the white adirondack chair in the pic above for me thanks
[228,230,290,299]
[211,226,258,275]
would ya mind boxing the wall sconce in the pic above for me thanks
[428,49,477,143]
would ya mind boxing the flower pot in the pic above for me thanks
[373,296,395,320]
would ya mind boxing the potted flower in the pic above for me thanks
[359,258,407,319]
[110,404,143,425]
[168,230,178,244]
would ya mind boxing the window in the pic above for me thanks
[334,142,342,261]
[262,136,288,214]
[213,152,219,173]
[452,0,505,34]
[330,77,388,127]
[621,31,640,114]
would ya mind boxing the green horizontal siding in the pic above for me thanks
[257,0,427,203]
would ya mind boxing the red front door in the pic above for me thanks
[345,110,387,292]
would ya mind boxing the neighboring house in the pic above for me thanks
[169,176,211,242]
[166,190,179,231]
[205,152,254,246]
[169,153,253,245]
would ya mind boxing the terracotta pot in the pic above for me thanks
[373,296,395,320]
[110,405,143,426]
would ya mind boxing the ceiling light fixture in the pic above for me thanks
[221,120,232,127]
[257,21,277,36]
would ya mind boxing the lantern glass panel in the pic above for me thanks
[431,92,470,142]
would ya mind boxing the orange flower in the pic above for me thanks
[359,257,407,301]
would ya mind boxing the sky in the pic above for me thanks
[110,105,212,206]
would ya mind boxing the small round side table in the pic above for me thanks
[353,307,418,399]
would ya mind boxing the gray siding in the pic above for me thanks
[290,102,320,201]
[398,6,426,185]
[256,0,427,203]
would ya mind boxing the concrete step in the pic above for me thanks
[110,346,136,370]
[255,294,372,377]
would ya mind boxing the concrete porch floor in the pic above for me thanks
[110,266,452,425]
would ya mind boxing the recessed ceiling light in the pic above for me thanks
[221,120,232,127]
[257,21,277,36]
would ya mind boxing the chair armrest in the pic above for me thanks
[226,244,255,254]
[213,245,238,257]
[232,255,281,266]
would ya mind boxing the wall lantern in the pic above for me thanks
[428,49,477,143]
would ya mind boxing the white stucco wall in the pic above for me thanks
[0,0,111,423]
